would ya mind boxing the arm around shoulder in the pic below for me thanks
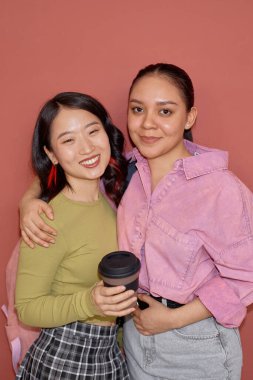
[19,177,56,248]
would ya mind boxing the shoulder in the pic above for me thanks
[37,193,84,234]
[219,170,253,215]
[99,193,117,217]
[40,193,67,229]
[191,167,252,211]
[204,170,253,234]
[207,169,252,198]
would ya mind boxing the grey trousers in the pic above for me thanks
[123,317,242,380]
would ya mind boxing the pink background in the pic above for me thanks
[1,1,253,378]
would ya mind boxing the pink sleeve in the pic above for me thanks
[195,276,247,328]
[195,177,253,328]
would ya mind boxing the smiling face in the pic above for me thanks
[128,74,197,171]
[44,107,111,192]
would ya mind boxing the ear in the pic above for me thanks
[185,107,197,130]
[44,146,58,165]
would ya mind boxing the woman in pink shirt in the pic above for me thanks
[18,64,253,379]
[117,64,253,379]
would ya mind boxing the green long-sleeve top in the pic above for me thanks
[15,192,117,328]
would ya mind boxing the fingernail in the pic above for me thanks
[43,243,49,248]
[50,239,55,244]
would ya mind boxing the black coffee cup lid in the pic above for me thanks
[98,251,140,278]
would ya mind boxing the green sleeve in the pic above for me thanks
[15,236,100,328]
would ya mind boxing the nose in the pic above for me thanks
[142,110,156,130]
[78,136,95,155]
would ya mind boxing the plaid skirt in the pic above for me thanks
[16,321,129,379]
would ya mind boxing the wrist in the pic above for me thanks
[88,284,104,317]
[19,195,32,210]
[166,307,183,329]
[19,177,41,210]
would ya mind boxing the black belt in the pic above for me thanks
[138,294,184,310]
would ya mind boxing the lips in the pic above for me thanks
[140,136,161,144]
[79,154,100,168]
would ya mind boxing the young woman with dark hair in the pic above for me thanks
[118,63,253,379]
[18,65,253,379]
[32,91,127,205]
[128,63,194,142]
[15,92,134,379]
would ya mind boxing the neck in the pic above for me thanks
[148,145,191,191]
[62,178,100,202]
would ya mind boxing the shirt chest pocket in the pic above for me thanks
[146,215,202,289]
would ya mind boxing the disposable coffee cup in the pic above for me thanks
[98,251,141,291]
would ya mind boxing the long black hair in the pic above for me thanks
[129,63,195,141]
[32,91,128,206]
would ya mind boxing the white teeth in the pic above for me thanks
[82,156,99,165]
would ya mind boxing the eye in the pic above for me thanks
[132,106,143,114]
[159,109,171,116]
[87,123,102,135]
[62,138,74,144]
[89,128,99,135]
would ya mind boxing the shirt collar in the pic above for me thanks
[132,140,229,179]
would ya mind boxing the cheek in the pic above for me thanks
[160,120,183,137]
[105,146,111,164]
[128,128,137,143]
[127,112,139,130]
[54,147,74,165]
[102,136,111,160]
[160,123,174,135]
[127,119,139,138]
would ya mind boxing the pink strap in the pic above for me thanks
[10,337,21,373]
[1,304,21,373]
[1,304,8,318]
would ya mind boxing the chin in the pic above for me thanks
[137,147,160,159]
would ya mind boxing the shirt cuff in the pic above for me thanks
[195,276,246,328]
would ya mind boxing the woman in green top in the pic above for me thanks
[15,92,136,379]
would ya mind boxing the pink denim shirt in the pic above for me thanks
[117,141,253,328]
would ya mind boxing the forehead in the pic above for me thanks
[130,74,184,104]
[54,107,100,124]
[51,108,101,132]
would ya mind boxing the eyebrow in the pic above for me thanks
[129,99,178,106]
[57,121,100,139]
